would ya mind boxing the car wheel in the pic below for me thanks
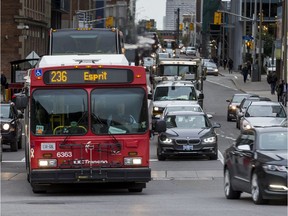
[251,172,267,204]
[227,114,231,122]
[224,168,241,199]
[209,152,218,160]
[11,140,18,152]
[157,147,166,161]
[128,188,143,193]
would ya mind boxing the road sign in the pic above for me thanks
[26,51,39,66]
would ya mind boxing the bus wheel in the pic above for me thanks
[11,141,18,152]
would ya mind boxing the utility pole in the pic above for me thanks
[177,8,180,45]
[283,0,288,82]
[243,0,247,63]
[252,0,258,81]
[258,0,262,81]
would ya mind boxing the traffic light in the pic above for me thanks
[146,21,151,30]
[245,41,253,50]
[179,23,183,31]
[189,23,194,31]
[105,16,114,28]
[214,12,222,25]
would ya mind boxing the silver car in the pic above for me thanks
[239,101,287,132]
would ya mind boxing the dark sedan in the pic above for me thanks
[0,102,23,151]
[226,93,254,121]
[156,111,221,161]
[224,127,287,204]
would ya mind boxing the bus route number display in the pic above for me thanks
[44,68,133,84]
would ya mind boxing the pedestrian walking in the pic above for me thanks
[266,71,278,95]
[241,63,249,83]
[283,81,287,107]
[228,58,233,74]
[1,72,8,102]
[223,58,227,70]
[246,60,252,78]
[276,81,283,102]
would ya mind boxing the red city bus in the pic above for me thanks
[14,54,153,193]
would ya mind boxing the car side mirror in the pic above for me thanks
[238,144,251,151]
[154,120,166,133]
[212,122,221,128]
[226,99,231,102]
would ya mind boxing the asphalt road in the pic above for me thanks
[1,75,287,216]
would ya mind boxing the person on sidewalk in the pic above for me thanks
[228,58,233,74]
[276,80,285,102]
[241,63,249,83]
[267,71,278,95]
[246,60,252,78]
[223,58,227,70]
[1,72,8,102]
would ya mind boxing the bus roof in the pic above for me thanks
[37,54,129,68]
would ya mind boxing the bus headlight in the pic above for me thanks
[124,157,142,165]
[38,159,57,167]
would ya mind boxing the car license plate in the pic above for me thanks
[183,145,193,151]
[41,143,56,151]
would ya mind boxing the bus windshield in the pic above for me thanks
[31,89,88,135]
[51,30,120,55]
[31,88,148,135]
[91,88,148,134]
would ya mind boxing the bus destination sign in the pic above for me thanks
[43,68,133,84]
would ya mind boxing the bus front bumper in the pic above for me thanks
[30,167,151,184]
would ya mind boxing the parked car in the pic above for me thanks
[156,111,221,161]
[235,96,271,129]
[226,93,257,121]
[185,46,197,56]
[0,102,23,151]
[203,62,219,76]
[239,101,287,132]
[224,127,288,204]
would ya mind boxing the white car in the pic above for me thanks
[185,47,197,56]
[203,62,218,76]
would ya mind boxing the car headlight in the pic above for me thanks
[159,136,173,144]
[263,164,287,172]
[214,69,218,72]
[38,159,57,167]
[154,106,159,111]
[2,123,10,131]
[229,105,237,110]
[242,120,252,130]
[202,136,216,144]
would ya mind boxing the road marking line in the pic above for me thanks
[206,80,238,91]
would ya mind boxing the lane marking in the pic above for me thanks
[206,79,238,91]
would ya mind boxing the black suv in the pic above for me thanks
[0,102,23,151]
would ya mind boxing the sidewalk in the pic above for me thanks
[218,67,278,102]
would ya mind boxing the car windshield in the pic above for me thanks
[205,62,216,68]
[232,95,248,103]
[0,105,10,118]
[166,114,209,129]
[154,86,197,101]
[245,105,287,117]
[259,132,287,150]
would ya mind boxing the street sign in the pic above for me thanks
[26,51,39,66]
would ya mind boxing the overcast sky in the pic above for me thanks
[135,0,166,30]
